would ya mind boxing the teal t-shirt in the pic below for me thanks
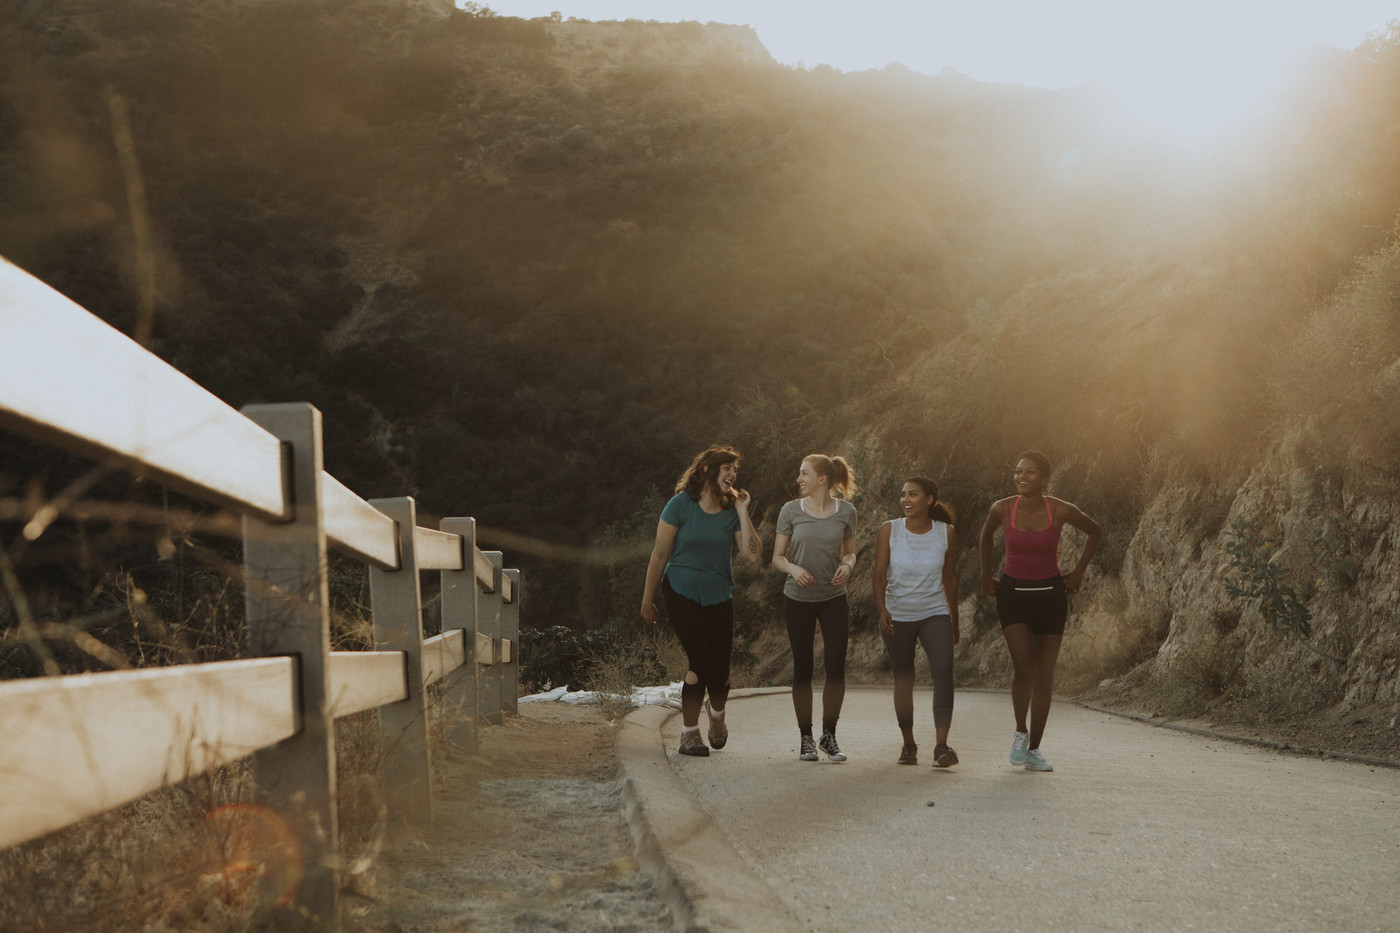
[661,492,741,606]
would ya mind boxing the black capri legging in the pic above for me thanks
[996,574,1068,636]
[881,614,955,730]
[661,577,733,719]
[783,594,849,735]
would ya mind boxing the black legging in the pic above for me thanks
[783,594,849,735]
[881,614,954,729]
[662,577,733,725]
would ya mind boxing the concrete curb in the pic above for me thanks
[1073,700,1400,770]
[616,688,803,933]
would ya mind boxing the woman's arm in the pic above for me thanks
[943,525,960,645]
[1056,499,1102,593]
[979,499,1005,596]
[873,521,893,634]
[831,536,858,586]
[771,533,814,586]
[641,519,678,624]
[732,488,762,565]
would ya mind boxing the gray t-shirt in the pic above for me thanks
[776,498,858,602]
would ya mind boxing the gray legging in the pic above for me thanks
[880,614,954,730]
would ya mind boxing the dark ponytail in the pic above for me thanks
[908,475,956,524]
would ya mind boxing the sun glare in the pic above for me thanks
[479,0,1394,157]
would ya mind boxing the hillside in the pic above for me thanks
[1,0,1398,744]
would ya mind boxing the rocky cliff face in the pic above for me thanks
[957,425,1399,718]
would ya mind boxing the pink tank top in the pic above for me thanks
[1003,497,1060,580]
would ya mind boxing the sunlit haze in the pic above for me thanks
[471,0,1397,152]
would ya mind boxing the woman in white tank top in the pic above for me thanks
[873,476,960,767]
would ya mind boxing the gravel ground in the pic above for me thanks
[347,703,673,933]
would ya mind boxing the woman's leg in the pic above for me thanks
[881,622,918,746]
[815,596,850,734]
[662,579,710,728]
[1028,633,1063,750]
[915,615,955,745]
[702,599,735,713]
[1000,622,1036,734]
[784,597,819,735]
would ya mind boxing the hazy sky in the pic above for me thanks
[471,1,1398,149]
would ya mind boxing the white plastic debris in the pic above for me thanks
[519,681,684,709]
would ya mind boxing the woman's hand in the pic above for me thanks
[640,600,658,624]
[951,617,961,645]
[980,573,997,597]
[1064,568,1084,593]
[878,608,894,636]
[789,565,815,587]
[733,488,751,510]
[831,562,852,586]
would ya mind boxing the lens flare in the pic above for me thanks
[205,804,303,910]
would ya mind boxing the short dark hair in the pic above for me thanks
[1017,450,1052,478]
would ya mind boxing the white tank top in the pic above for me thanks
[885,519,950,621]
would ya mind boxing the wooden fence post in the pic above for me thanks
[367,497,432,827]
[438,517,479,756]
[240,402,338,931]
[480,551,505,726]
[502,568,521,716]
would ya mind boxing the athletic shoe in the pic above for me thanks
[818,731,847,762]
[1024,749,1053,772]
[679,731,710,757]
[933,743,959,768]
[799,734,819,761]
[1009,730,1030,766]
[897,743,918,765]
[705,701,728,750]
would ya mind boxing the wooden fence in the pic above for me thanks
[0,256,520,928]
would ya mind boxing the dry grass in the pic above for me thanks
[1146,634,1243,719]
[1230,665,1336,725]
[0,708,396,933]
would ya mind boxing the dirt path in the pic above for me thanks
[347,703,672,933]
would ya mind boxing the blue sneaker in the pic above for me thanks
[1024,749,1053,772]
[1009,731,1029,766]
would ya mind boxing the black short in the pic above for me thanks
[995,575,1068,636]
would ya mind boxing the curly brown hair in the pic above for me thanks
[675,445,742,506]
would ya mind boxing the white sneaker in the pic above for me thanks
[1009,731,1029,766]
[1024,749,1053,772]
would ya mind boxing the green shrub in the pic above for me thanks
[1223,518,1312,638]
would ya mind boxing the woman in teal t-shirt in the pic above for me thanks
[642,446,762,757]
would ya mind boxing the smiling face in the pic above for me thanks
[899,482,934,520]
[715,460,739,494]
[1013,458,1048,497]
[795,459,825,497]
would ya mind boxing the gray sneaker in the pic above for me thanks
[818,731,847,762]
[679,731,709,757]
[1009,730,1029,766]
[1024,749,1053,772]
[799,734,819,761]
[705,701,728,750]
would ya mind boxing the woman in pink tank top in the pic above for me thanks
[978,451,1102,772]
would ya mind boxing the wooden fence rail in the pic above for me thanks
[0,257,521,929]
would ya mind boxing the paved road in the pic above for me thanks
[622,687,1399,933]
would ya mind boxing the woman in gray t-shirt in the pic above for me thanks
[771,454,858,762]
